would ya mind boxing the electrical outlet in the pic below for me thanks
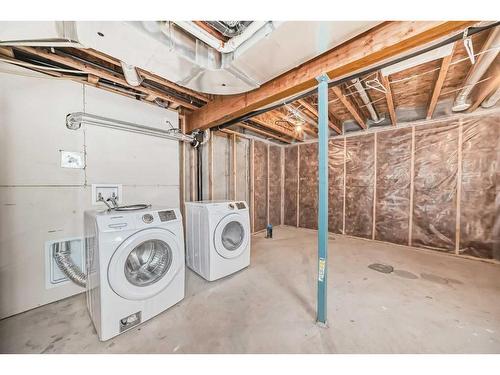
[91,184,122,206]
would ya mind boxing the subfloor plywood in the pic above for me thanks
[1,227,499,354]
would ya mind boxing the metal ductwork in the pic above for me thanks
[53,241,86,288]
[0,21,380,95]
[481,87,500,108]
[351,78,383,123]
[452,27,500,112]
[204,21,253,37]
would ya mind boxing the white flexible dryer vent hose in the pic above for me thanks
[53,241,86,288]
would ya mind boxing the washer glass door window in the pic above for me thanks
[214,214,249,259]
[125,239,173,287]
[108,228,181,300]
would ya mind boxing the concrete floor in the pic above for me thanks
[1,226,499,353]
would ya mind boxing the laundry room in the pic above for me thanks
[1,2,500,373]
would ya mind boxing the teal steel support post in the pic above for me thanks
[316,73,329,326]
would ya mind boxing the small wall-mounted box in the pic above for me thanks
[91,184,122,206]
[60,150,85,169]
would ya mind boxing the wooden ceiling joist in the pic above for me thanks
[82,48,210,103]
[186,21,474,132]
[13,46,200,110]
[331,86,367,129]
[426,42,456,119]
[251,111,303,141]
[379,73,397,126]
[238,122,293,144]
[297,98,341,133]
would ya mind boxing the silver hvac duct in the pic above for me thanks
[53,242,86,288]
[481,87,500,108]
[452,27,500,112]
[351,78,383,123]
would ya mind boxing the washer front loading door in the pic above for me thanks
[108,228,182,300]
[214,213,249,259]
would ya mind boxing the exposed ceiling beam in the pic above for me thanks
[379,73,397,126]
[82,48,210,103]
[13,46,200,110]
[271,108,317,137]
[328,110,343,134]
[331,86,367,129]
[467,63,500,112]
[0,46,14,58]
[426,42,456,119]
[186,21,474,132]
[251,111,304,140]
[297,98,341,133]
[238,122,293,144]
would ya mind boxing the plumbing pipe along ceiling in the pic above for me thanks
[0,21,380,95]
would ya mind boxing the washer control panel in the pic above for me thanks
[235,202,246,210]
[142,213,154,224]
[158,210,176,222]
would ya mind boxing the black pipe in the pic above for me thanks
[215,22,500,132]
[197,144,203,201]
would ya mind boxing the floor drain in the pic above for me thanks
[368,263,394,274]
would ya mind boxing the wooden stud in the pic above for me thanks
[427,43,456,119]
[455,119,463,254]
[331,86,367,129]
[372,132,377,240]
[342,137,347,234]
[296,144,301,228]
[380,73,397,126]
[208,132,214,200]
[267,143,270,225]
[408,126,416,246]
[186,21,473,131]
[232,134,237,200]
[280,147,285,226]
[250,140,255,232]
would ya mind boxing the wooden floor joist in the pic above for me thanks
[252,111,303,140]
[82,48,211,103]
[238,123,293,144]
[297,98,341,133]
[426,42,456,119]
[13,46,200,110]
[380,73,397,126]
[331,86,367,129]
[186,21,474,132]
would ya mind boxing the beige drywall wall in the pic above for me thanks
[0,66,179,319]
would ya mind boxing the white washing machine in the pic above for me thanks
[185,200,250,281]
[84,206,185,341]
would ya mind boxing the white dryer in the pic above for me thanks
[185,200,250,281]
[84,206,184,341]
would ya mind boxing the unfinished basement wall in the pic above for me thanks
[0,67,180,319]
[282,111,500,261]
[183,131,283,234]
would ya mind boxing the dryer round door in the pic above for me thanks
[108,228,182,300]
[214,213,249,259]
